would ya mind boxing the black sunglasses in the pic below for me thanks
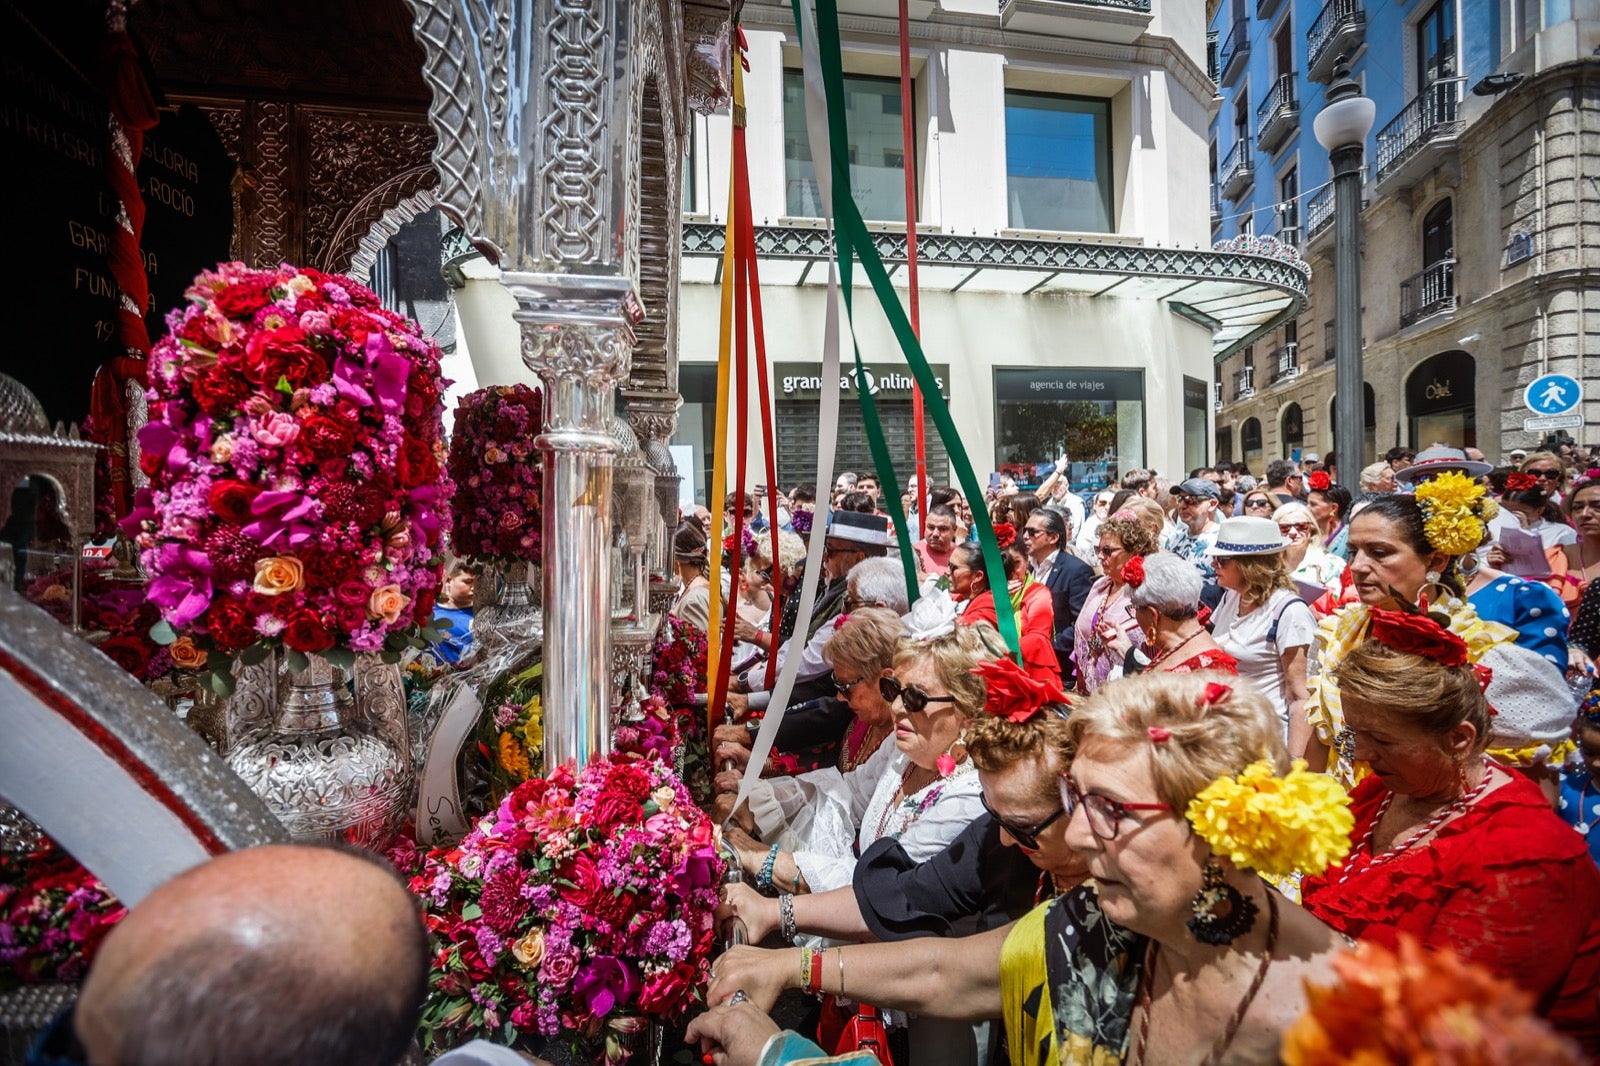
[879,676,958,714]
[834,672,868,696]
[980,792,1065,851]
[1529,468,1563,480]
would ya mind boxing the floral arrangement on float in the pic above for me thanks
[446,384,545,565]
[1281,935,1586,1064]
[0,837,126,990]
[648,615,710,800]
[122,261,451,694]
[408,756,724,1060]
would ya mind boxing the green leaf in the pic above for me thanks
[274,374,294,395]
[384,630,411,651]
[285,649,310,674]
[149,619,179,646]
[238,642,271,666]
[206,670,236,698]
[461,903,482,921]
[321,646,356,671]
[380,650,402,664]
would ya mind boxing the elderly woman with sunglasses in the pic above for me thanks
[1273,500,1345,595]
[716,660,1083,1066]
[703,673,1352,1066]
[1072,515,1160,696]
[1300,612,1600,1053]
[718,612,990,902]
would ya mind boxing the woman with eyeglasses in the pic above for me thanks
[1240,488,1278,518]
[704,673,1352,1066]
[1307,491,1575,789]
[1108,552,1238,676]
[1559,472,1600,608]
[948,540,1064,686]
[1273,500,1344,595]
[718,618,989,902]
[1300,614,1600,1053]
[1072,515,1159,696]
[1520,450,1572,504]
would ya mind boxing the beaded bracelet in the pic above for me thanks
[799,947,814,993]
[778,893,797,943]
[756,844,780,893]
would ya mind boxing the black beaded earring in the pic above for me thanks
[1187,858,1258,945]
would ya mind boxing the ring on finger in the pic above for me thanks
[728,990,750,1006]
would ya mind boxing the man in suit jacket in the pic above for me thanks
[1021,506,1094,685]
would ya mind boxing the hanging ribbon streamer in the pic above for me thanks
[734,2,854,809]
[706,103,740,734]
[898,0,926,534]
[799,0,1021,659]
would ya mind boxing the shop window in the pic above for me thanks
[1003,91,1113,233]
[1281,403,1304,457]
[784,71,910,222]
[1241,417,1264,475]
[993,368,1144,494]
[1406,350,1475,450]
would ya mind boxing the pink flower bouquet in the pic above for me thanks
[411,756,723,1059]
[447,384,544,563]
[123,262,451,692]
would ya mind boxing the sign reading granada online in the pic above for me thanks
[777,362,950,399]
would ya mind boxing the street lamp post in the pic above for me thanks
[1313,57,1376,478]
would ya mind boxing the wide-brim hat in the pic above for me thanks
[826,509,890,547]
[1205,516,1291,557]
[1396,446,1492,483]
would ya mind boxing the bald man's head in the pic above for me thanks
[73,844,427,1066]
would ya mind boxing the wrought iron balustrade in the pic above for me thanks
[1233,366,1256,400]
[1376,77,1465,186]
[1308,0,1366,83]
[1400,259,1457,327]
[1220,18,1251,86]
[1219,138,1254,201]
[1255,74,1299,153]
[1270,342,1300,383]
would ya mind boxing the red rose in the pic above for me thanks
[414,585,437,620]
[1505,472,1539,492]
[204,599,255,651]
[300,413,355,458]
[191,371,250,416]
[283,609,334,652]
[397,437,439,489]
[1308,471,1332,492]
[1120,556,1146,588]
[992,522,1016,549]
[138,447,165,479]
[207,479,262,524]
[212,277,275,317]
[557,853,603,909]
[98,634,152,677]
[300,549,355,589]
[243,325,327,388]
[637,963,697,1015]
[1368,608,1469,667]
[972,656,1069,723]
[589,791,645,829]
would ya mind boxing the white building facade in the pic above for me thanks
[671,0,1309,503]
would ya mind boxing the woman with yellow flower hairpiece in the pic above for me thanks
[701,672,1357,1066]
[1306,484,1576,786]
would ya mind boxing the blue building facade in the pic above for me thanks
[1206,0,1600,471]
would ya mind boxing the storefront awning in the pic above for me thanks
[680,221,1310,361]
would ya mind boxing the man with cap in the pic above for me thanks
[1163,476,1223,581]
[1302,452,1322,474]
[805,510,890,640]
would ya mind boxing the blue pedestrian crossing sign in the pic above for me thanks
[1524,373,1582,415]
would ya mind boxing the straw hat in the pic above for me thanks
[1395,446,1492,484]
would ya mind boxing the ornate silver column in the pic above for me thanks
[404,0,682,766]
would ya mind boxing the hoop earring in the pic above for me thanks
[1187,858,1258,946]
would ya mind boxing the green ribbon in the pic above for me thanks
[794,0,1021,661]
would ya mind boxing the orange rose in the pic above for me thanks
[252,555,304,596]
[367,583,409,624]
[168,636,207,669]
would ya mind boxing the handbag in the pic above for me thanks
[818,995,895,1066]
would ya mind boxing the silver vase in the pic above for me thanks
[225,652,411,849]
[472,558,543,657]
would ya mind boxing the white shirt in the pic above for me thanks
[1033,549,1060,581]
[1211,588,1316,734]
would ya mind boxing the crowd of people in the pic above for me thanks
[41,442,1600,1066]
[680,442,1600,1064]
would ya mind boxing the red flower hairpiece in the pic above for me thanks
[1200,682,1231,707]
[973,656,1069,723]
[1368,607,1469,667]
[1504,472,1539,492]
[833,613,851,631]
[1147,726,1172,742]
[1120,556,1146,588]
[1308,471,1331,492]
[992,522,1017,549]
[1471,663,1494,697]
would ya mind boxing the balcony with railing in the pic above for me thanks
[1306,184,1335,243]
[1233,365,1256,400]
[1219,138,1255,202]
[1400,259,1457,328]
[1255,74,1300,154]
[1323,320,1365,363]
[1308,0,1366,83]
[998,0,1153,43]
[1210,184,1222,228]
[1375,76,1465,191]
[1207,30,1220,83]
[1219,18,1251,87]
[1269,342,1301,384]
[1214,381,1224,412]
